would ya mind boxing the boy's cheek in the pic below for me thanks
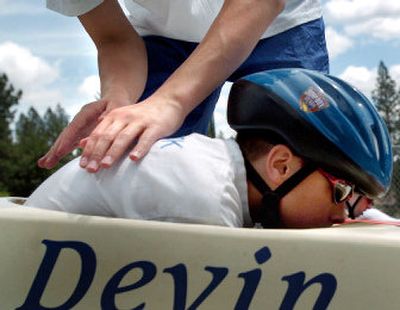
[280,192,333,228]
[280,210,332,228]
[279,172,336,228]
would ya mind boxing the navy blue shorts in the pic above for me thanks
[140,18,329,137]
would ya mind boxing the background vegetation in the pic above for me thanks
[0,73,74,197]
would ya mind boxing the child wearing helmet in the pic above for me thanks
[25,69,393,229]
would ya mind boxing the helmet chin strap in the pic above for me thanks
[243,157,316,228]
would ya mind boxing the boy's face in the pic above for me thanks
[279,170,349,228]
[249,144,357,228]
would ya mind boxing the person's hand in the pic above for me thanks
[37,99,129,169]
[78,97,186,173]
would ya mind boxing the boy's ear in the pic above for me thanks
[264,145,301,187]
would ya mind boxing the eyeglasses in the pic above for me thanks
[318,169,354,204]
[346,194,373,219]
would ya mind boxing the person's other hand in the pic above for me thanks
[78,97,185,173]
[38,98,129,169]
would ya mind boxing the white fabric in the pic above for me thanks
[26,134,251,228]
[358,208,400,222]
[46,0,322,42]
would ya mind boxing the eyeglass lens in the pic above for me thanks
[334,182,353,204]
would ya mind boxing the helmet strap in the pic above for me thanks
[243,157,316,228]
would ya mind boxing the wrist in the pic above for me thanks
[101,87,134,105]
[152,72,211,118]
[148,90,190,120]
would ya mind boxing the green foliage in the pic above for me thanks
[0,73,21,141]
[0,73,22,191]
[0,72,74,197]
[372,61,400,144]
[7,105,73,197]
[43,105,69,145]
[372,61,400,217]
[376,156,400,218]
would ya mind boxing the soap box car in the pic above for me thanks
[1,197,399,310]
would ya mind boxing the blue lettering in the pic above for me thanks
[101,261,157,310]
[17,240,96,310]
[164,264,228,310]
[281,272,337,310]
[16,241,339,309]
[235,246,272,309]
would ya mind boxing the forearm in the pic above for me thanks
[78,0,148,104]
[153,0,285,115]
[97,36,147,103]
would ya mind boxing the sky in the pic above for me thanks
[0,0,400,138]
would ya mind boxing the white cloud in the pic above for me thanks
[324,0,400,40]
[338,64,400,98]
[324,0,400,23]
[0,0,46,15]
[344,18,400,41]
[0,41,63,114]
[325,27,353,59]
[338,66,377,97]
[20,89,64,115]
[78,75,101,102]
[0,41,59,91]
[391,65,400,83]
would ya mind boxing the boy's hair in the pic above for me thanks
[236,130,288,161]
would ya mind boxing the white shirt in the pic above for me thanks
[358,208,400,223]
[46,0,322,42]
[26,134,252,228]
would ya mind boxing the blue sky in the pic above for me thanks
[1,0,400,137]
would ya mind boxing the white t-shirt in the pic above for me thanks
[358,208,400,223]
[46,0,322,42]
[26,134,252,228]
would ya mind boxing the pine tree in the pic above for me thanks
[372,61,400,144]
[43,104,69,145]
[8,106,73,196]
[372,61,400,217]
[9,108,49,196]
[0,73,22,193]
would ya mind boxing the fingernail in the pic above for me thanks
[87,160,99,172]
[80,156,88,167]
[129,150,141,161]
[101,156,113,167]
[44,157,52,166]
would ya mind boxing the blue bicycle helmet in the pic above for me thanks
[228,69,392,199]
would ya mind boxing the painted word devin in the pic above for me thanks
[17,240,337,309]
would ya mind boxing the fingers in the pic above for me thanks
[100,125,145,167]
[37,130,78,169]
[129,128,161,161]
[80,120,127,172]
[84,125,159,172]
[80,123,161,173]
[37,100,108,169]
[76,100,183,173]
